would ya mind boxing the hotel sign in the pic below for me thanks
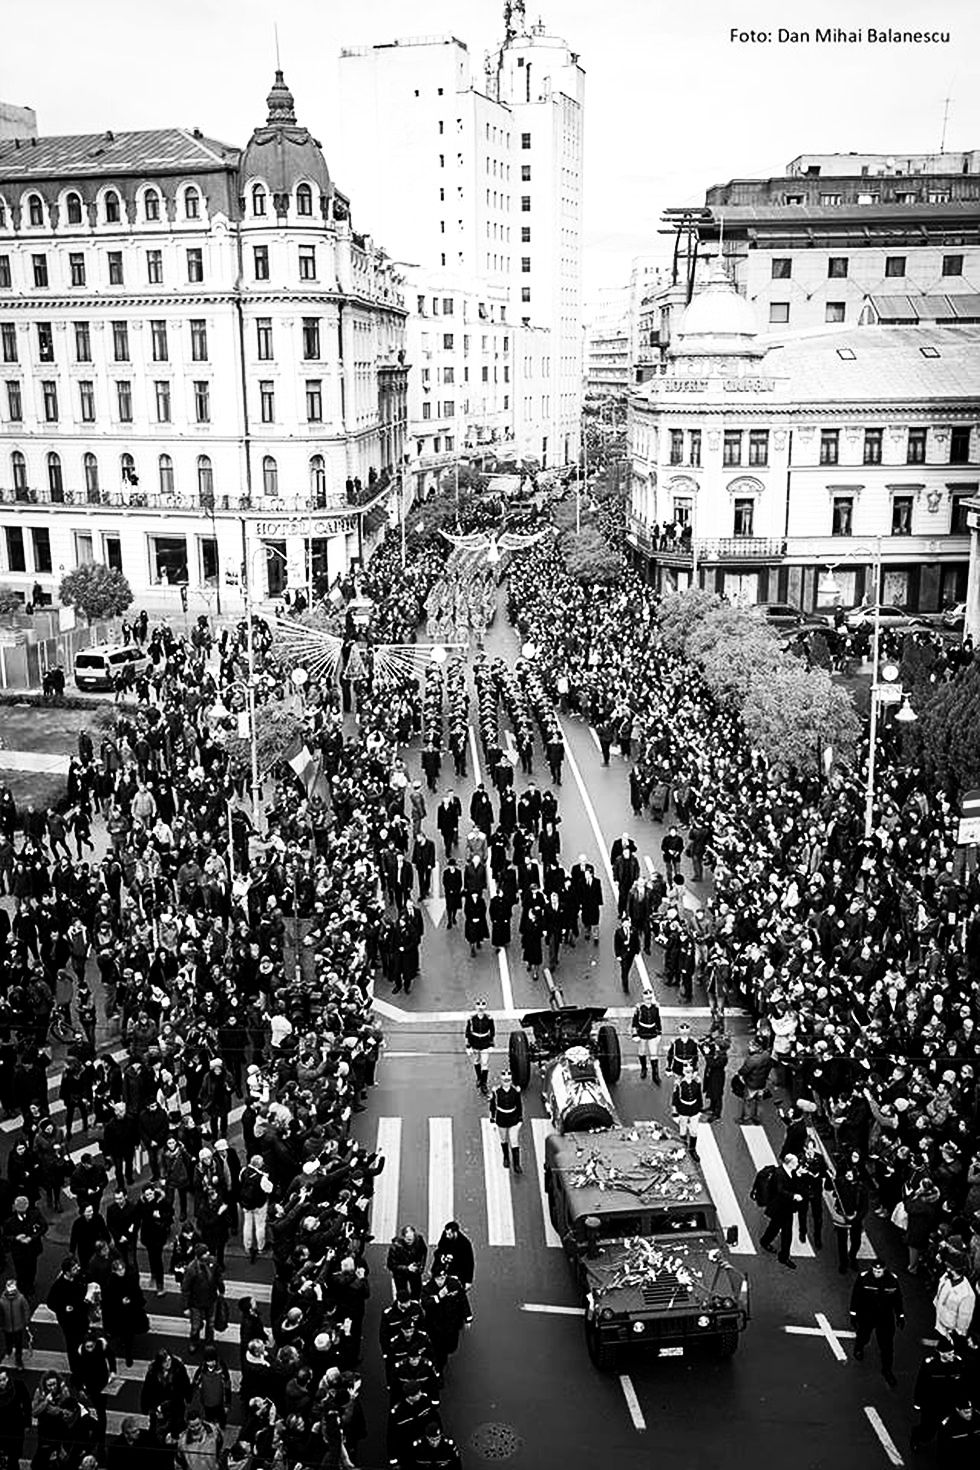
[652,376,776,393]
[253,515,359,538]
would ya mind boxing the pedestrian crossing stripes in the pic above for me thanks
[428,1117,454,1244]
[694,1126,755,1256]
[740,1125,814,1259]
[480,1117,516,1247]
[370,1117,402,1244]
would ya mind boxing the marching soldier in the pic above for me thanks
[630,986,663,1084]
[489,1070,523,1175]
[666,1021,699,1080]
[464,1000,495,1096]
[672,1063,703,1158]
[911,1336,962,1449]
[850,1258,905,1387]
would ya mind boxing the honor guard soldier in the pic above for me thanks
[666,1021,699,1079]
[464,1000,495,1096]
[630,986,663,1083]
[489,1070,523,1174]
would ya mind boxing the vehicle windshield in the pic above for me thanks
[589,1210,711,1239]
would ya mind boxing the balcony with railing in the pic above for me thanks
[627,517,786,562]
[0,484,353,516]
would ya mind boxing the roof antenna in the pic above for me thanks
[939,90,953,153]
[274,22,281,71]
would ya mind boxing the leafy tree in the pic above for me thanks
[740,663,860,774]
[0,587,21,615]
[562,527,623,586]
[914,663,980,797]
[59,563,133,622]
[656,589,723,653]
[686,604,775,664]
[700,626,786,706]
[898,634,939,694]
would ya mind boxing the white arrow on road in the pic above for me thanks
[423,859,446,926]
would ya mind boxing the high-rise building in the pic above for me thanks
[0,74,407,613]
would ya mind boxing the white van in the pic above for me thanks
[73,643,151,691]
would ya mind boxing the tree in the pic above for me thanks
[700,626,786,706]
[60,563,133,622]
[562,527,623,586]
[656,589,723,653]
[685,604,775,664]
[223,704,304,777]
[915,663,980,797]
[740,663,860,775]
[0,587,21,615]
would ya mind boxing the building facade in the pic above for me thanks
[0,104,37,142]
[627,267,979,614]
[0,73,407,613]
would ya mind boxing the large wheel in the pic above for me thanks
[716,1329,739,1359]
[509,1029,531,1091]
[596,1024,622,1085]
[585,1319,617,1372]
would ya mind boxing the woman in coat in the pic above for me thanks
[102,1256,148,1366]
[463,891,489,957]
[520,896,544,983]
[489,891,513,951]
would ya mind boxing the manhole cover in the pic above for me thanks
[469,1422,523,1461]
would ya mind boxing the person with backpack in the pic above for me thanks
[238,1156,274,1264]
[757,1153,805,1269]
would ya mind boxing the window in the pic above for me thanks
[5,527,26,572]
[951,494,972,534]
[296,183,313,216]
[42,380,59,422]
[116,381,132,423]
[1,323,17,362]
[942,255,964,277]
[32,254,48,288]
[820,429,840,466]
[950,426,971,464]
[443,400,455,416]
[151,535,188,584]
[298,246,316,280]
[107,251,123,285]
[70,321,91,364]
[828,257,848,278]
[769,303,790,324]
[863,428,883,465]
[190,319,208,362]
[150,320,168,362]
[825,302,846,323]
[310,455,326,503]
[66,193,83,225]
[32,527,52,573]
[104,191,120,224]
[748,429,769,466]
[521,165,531,182]
[158,453,174,494]
[785,194,804,205]
[5,382,22,421]
[74,531,94,563]
[689,430,702,467]
[891,495,913,535]
[144,189,160,222]
[669,429,684,465]
[111,321,129,362]
[186,248,203,283]
[305,380,322,422]
[256,318,273,360]
[27,194,44,227]
[0,256,9,289]
[253,245,269,280]
[820,194,843,205]
[885,256,906,278]
[481,366,488,382]
[197,455,213,499]
[442,366,455,385]
[521,226,531,243]
[422,402,432,420]
[521,257,531,273]
[723,430,742,467]
[733,498,754,537]
[907,427,927,464]
[259,381,275,423]
[146,249,163,284]
[83,452,99,496]
[120,452,137,485]
[184,188,199,219]
[302,317,320,360]
[252,186,266,217]
[101,535,121,572]
[37,323,54,362]
[262,455,278,496]
[199,535,218,583]
[78,381,95,422]
[521,196,531,212]
[47,453,63,500]
[521,132,531,148]
[442,298,454,316]
[831,495,853,536]
[154,381,171,423]
[520,287,530,303]
[771,258,792,279]
[443,333,454,350]
[69,253,86,287]
[193,381,210,424]
[10,452,27,495]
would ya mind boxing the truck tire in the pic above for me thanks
[597,1024,622,1085]
[585,1319,617,1372]
[509,1029,531,1091]
[561,1101,616,1134]
[716,1329,739,1359]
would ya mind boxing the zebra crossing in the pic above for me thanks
[367,1111,867,1258]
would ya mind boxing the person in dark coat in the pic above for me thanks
[520,892,545,982]
[488,891,512,950]
[69,1203,112,1269]
[579,863,602,944]
[463,892,489,957]
[759,1154,805,1268]
[469,786,494,838]
[613,917,639,994]
[412,830,436,899]
[387,1226,427,1301]
[102,1256,148,1366]
[850,1260,904,1385]
[436,795,462,857]
[421,1269,471,1370]
[432,1222,475,1290]
[442,859,463,929]
[0,1364,32,1467]
[911,1337,963,1449]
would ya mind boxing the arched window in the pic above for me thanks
[262,455,278,497]
[144,189,160,222]
[83,452,99,495]
[11,451,27,493]
[65,192,83,225]
[296,183,313,217]
[310,454,326,504]
[104,190,121,224]
[184,187,200,219]
[47,451,63,499]
[0,199,6,229]
[120,452,138,486]
[28,194,44,227]
[252,185,266,217]
[197,454,213,498]
[159,453,174,494]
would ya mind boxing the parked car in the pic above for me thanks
[843,603,929,632]
[74,643,150,691]
[942,601,966,631]
[756,602,829,632]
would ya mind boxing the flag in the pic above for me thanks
[287,744,318,795]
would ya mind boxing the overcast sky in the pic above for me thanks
[5,0,977,304]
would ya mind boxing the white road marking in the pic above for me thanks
[468,725,482,785]
[423,860,446,926]
[139,1273,271,1303]
[480,1117,515,1246]
[643,854,655,877]
[531,1119,561,1248]
[619,1374,647,1431]
[695,1127,755,1255]
[807,1126,875,1259]
[786,1325,856,1340]
[519,1302,584,1315]
[428,1117,454,1245]
[370,1118,402,1245]
[32,1303,238,1342]
[372,1001,730,1023]
[26,1347,242,1391]
[589,726,602,752]
[864,1406,905,1466]
[739,1125,814,1258]
[815,1311,849,1362]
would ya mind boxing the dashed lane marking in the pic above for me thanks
[619,1374,647,1431]
[864,1406,905,1466]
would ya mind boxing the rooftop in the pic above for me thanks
[0,127,238,181]
[762,323,980,402]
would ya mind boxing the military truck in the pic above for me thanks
[543,1121,750,1369]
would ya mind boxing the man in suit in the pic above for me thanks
[759,1154,805,1270]
[613,917,639,994]
[443,859,463,930]
[436,794,462,858]
[412,829,436,899]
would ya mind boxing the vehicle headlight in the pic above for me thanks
[632,1321,645,1334]
[697,1315,711,1328]
[600,1307,615,1321]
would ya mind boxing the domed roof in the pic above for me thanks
[240,71,332,212]
[672,261,764,358]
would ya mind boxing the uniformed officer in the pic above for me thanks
[911,1335,962,1449]
[937,1401,980,1469]
[666,1021,699,1079]
[672,1063,703,1158]
[464,1000,495,1096]
[409,1418,463,1470]
[630,986,663,1083]
[850,1258,905,1386]
[489,1070,523,1174]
